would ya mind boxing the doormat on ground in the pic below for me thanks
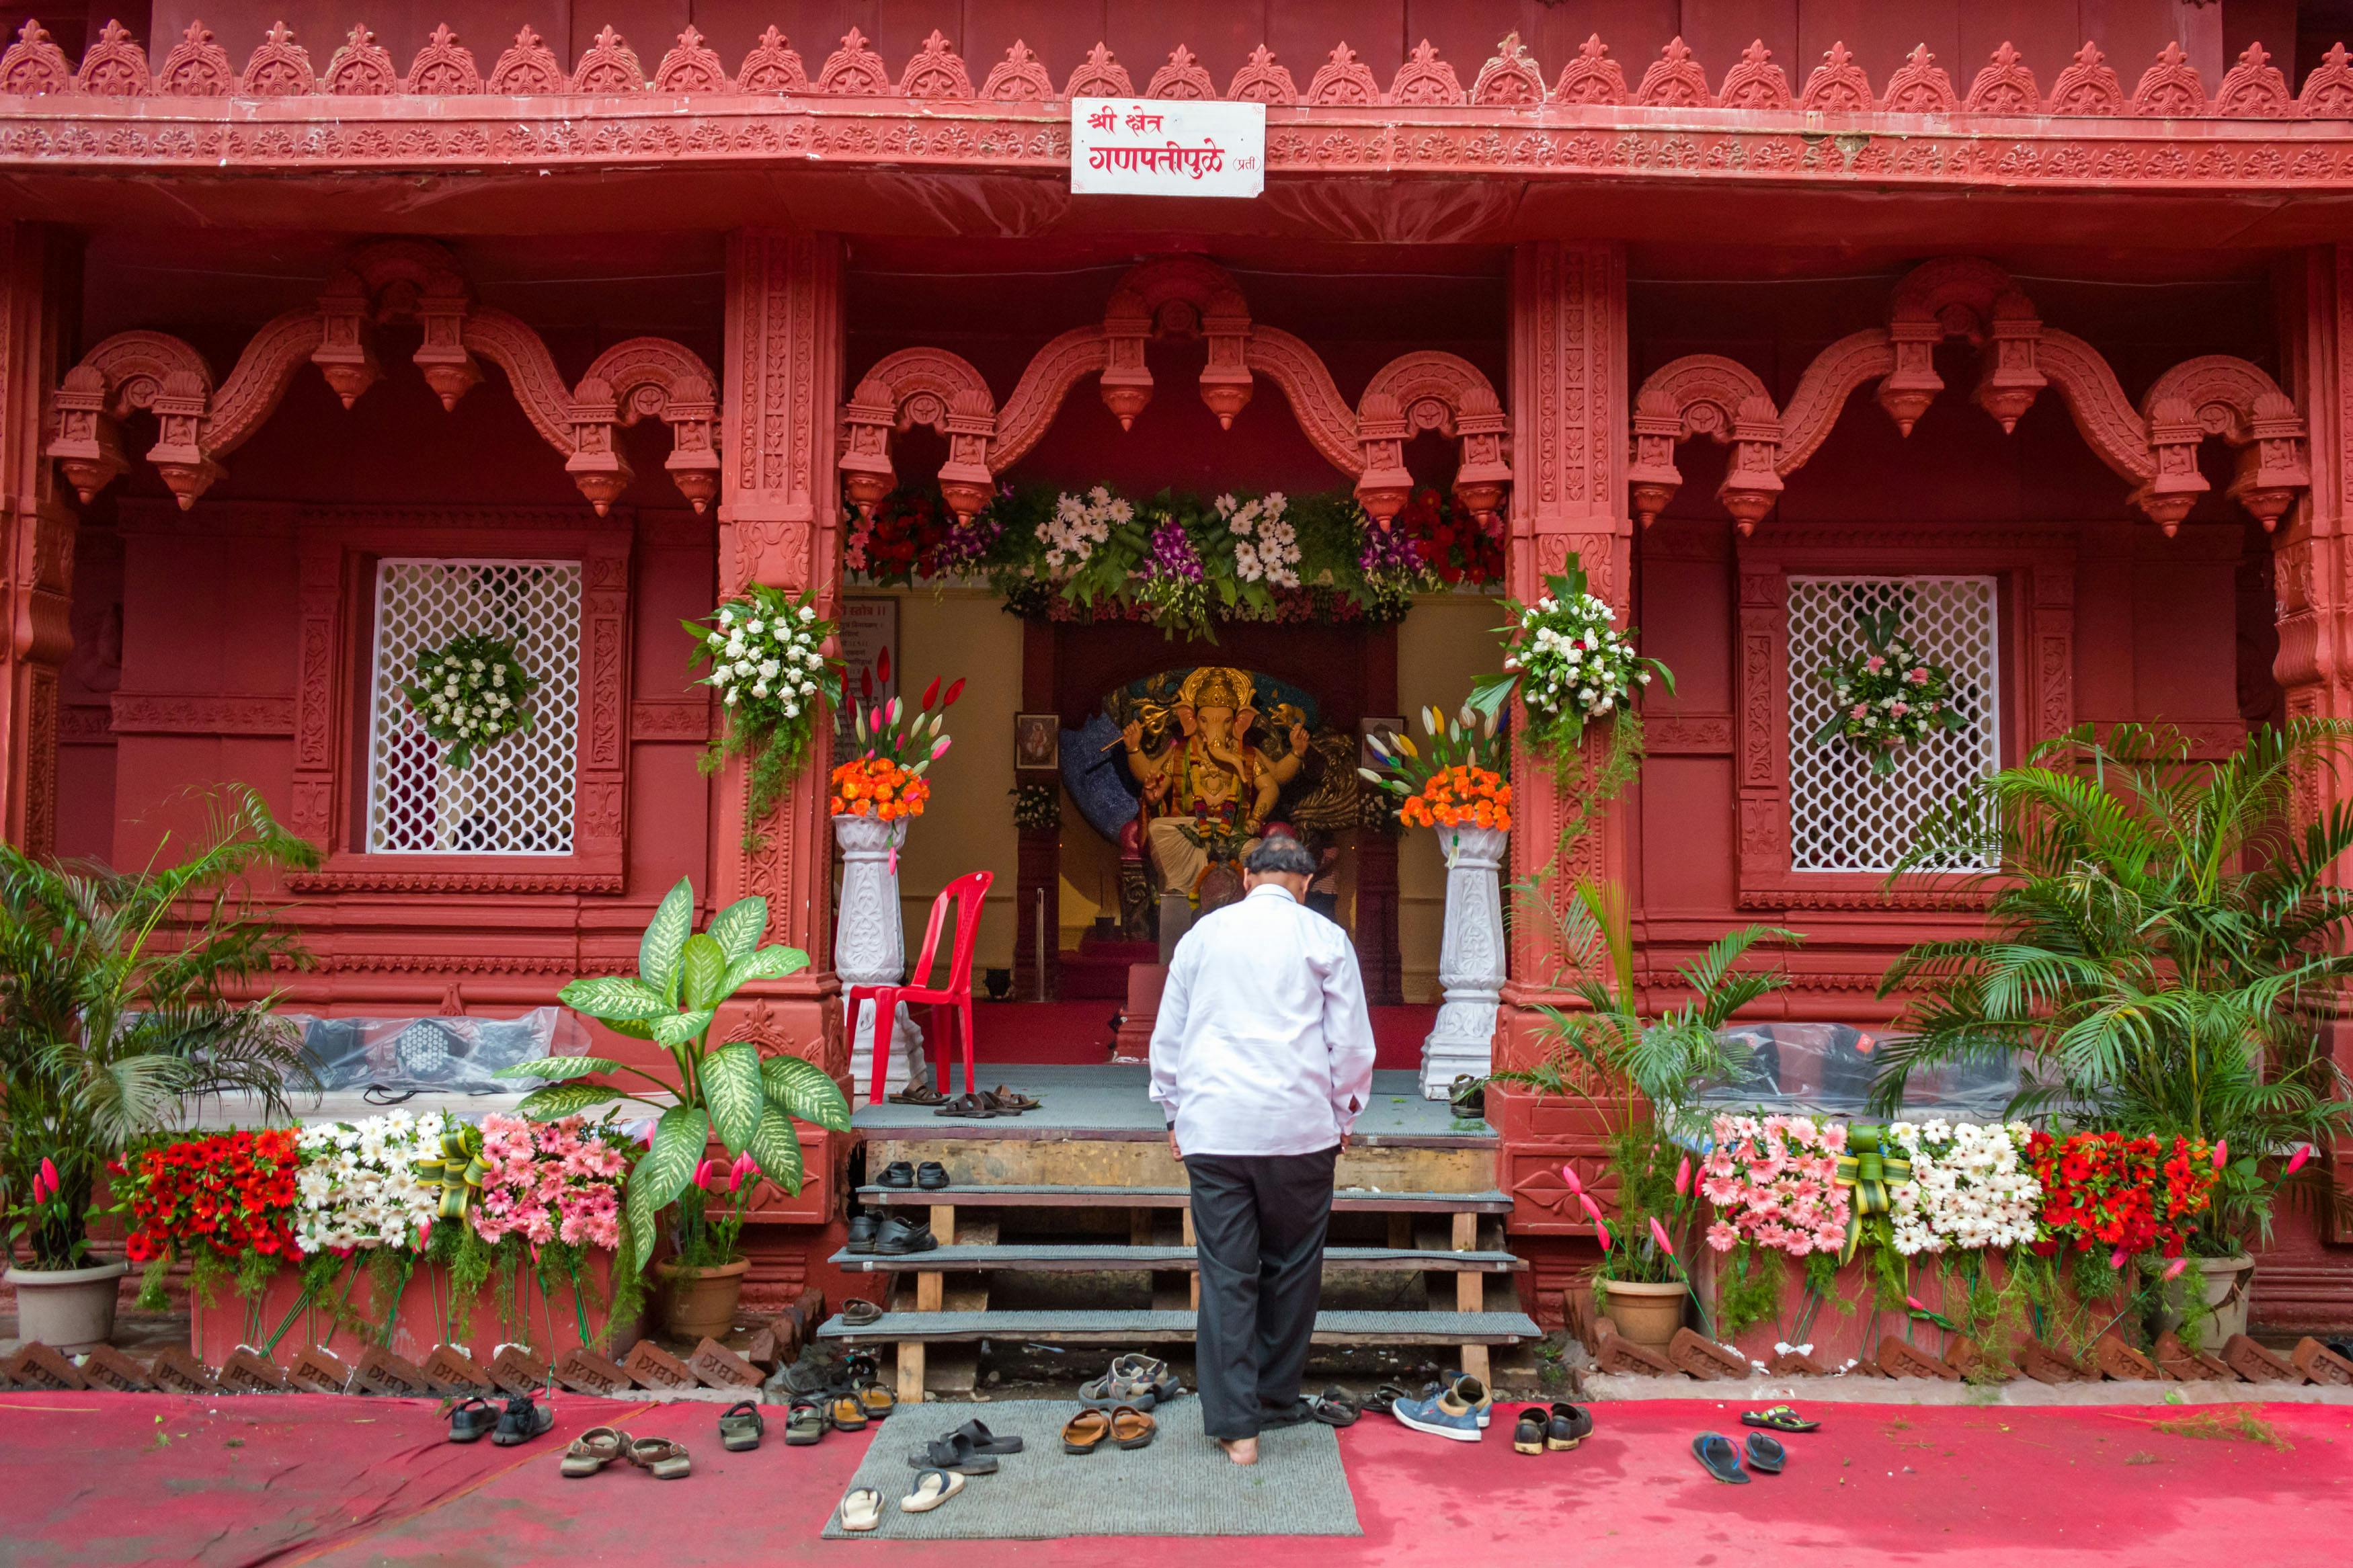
[818,1397,1362,1540]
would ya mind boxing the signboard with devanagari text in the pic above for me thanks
[1070,97,1265,199]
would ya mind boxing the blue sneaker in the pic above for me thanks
[1391,1387,1482,1442]
[1445,1372,1492,1429]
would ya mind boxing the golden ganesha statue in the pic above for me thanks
[1119,665,1311,897]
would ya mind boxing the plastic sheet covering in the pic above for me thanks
[283,1005,587,1096]
[1684,1022,2030,1122]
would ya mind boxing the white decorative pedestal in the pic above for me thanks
[1419,824,1508,1101]
[834,813,926,1098]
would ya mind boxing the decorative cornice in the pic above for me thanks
[3,26,2353,193]
[310,950,587,973]
[286,869,626,895]
[57,702,112,741]
[109,691,294,735]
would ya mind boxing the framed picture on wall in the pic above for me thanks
[1359,716,1407,770]
[1014,712,1061,772]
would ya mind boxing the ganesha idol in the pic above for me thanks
[1119,665,1310,897]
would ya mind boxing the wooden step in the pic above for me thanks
[817,1308,1541,1348]
[830,1243,1521,1274]
[865,1139,1492,1196]
[854,1184,1513,1213]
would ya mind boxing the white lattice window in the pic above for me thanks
[365,559,582,855]
[1786,575,2000,874]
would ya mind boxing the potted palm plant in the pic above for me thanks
[0,787,317,1351]
[506,877,852,1335]
[1497,878,1796,1350]
[1874,720,2353,1343]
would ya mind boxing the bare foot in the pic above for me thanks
[1219,1436,1260,1467]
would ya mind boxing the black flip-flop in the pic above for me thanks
[1744,1433,1786,1475]
[907,1432,999,1475]
[1741,1405,1819,1433]
[1692,1432,1749,1484]
[953,1417,1023,1455]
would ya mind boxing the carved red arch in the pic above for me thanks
[838,347,999,522]
[1624,257,2309,536]
[46,239,721,515]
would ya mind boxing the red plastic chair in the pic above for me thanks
[851,869,994,1106]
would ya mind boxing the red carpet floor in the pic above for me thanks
[9,1390,2350,1566]
[965,1001,1436,1071]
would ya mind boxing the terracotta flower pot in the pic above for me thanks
[6,1260,128,1353]
[655,1258,749,1342]
[1598,1276,1687,1350]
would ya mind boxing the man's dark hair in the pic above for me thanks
[1243,837,1318,877]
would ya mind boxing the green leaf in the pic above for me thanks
[493,1055,620,1083]
[679,933,728,1011]
[518,1083,626,1120]
[650,1008,717,1048]
[703,1041,766,1155]
[639,1104,708,1211]
[761,1053,852,1132]
[638,877,696,1004]
[725,944,810,995]
[557,975,673,1023]
[743,1104,806,1196]
[707,897,769,965]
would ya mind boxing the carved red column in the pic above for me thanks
[0,225,74,860]
[1497,240,1632,1053]
[711,229,848,1106]
[2278,246,2353,1257]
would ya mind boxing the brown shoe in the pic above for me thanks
[1109,1405,1156,1450]
[1062,1408,1111,1454]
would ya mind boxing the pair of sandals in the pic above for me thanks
[1079,1352,1181,1410]
[932,1086,1042,1120]
[1511,1401,1594,1455]
[448,1393,555,1446]
[908,1419,1023,1474]
[1693,1430,1786,1485]
[1063,1404,1156,1453]
[838,1469,965,1531]
[559,1426,692,1481]
[877,1160,951,1190]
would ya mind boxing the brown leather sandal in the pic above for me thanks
[1061,1407,1112,1454]
[625,1436,692,1480]
[1109,1404,1156,1450]
[982,1085,1041,1113]
[560,1426,629,1477]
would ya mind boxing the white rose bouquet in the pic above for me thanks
[293,1110,446,1254]
[1470,554,1673,757]
[685,584,842,845]
[399,633,536,771]
[1885,1119,2042,1255]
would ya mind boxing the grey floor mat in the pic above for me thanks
[819,1397,1362,1540]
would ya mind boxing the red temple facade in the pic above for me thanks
[7,2,2353,1327]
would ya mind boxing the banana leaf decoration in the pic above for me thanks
[415,1124,490,1224]
[1833,1125,1912,1266]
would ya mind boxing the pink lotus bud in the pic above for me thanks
[28,1171,46,1204]
[920,676,941,712]
[2110,1247,2128,1271]
[2286,1145,2313,1176]
[2161,1257,2188,1282]
[729,1153,757,1192]
[1906,1295,1926,1313]
[1650,1217,1675,1258]
[38,1157,58,1195]
[1593,1220,1611,1249]
[1578,1192,1603,1223]
[930,735,952,760]
[1558,1163,1583,1196]
[692,1157,717,1191]
[887,847,898,878]
[417,1219,432,1249]
[1674,1156,1691,1197]
[2212,1139,2227,1171]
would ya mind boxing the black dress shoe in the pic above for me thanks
[846,1214,879,1255]
[916,1161,950,1190]
[878,1161,916,1189]
[875,1216,940,1255]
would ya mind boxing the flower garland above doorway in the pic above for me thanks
[843,481,1503,636]
[397,633,538,772]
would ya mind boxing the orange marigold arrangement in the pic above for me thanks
[1360,699,1513,835]
[1398,762,1513,833]
[831,670,964,821]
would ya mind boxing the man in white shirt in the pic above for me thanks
[1148,836,1378,1466]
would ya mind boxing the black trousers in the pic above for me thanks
[1184,1145,1338,1440]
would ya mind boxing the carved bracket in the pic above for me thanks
[47,237,719,515]
[1628,255,2309,537]
[838,254,1508,529]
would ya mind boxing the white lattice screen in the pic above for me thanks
[1786,575,2000,874]
[365,559,582,855]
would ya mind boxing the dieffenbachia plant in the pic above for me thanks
[496,876,851,1273]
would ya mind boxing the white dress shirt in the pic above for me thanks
[1148,884,1379,1158]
